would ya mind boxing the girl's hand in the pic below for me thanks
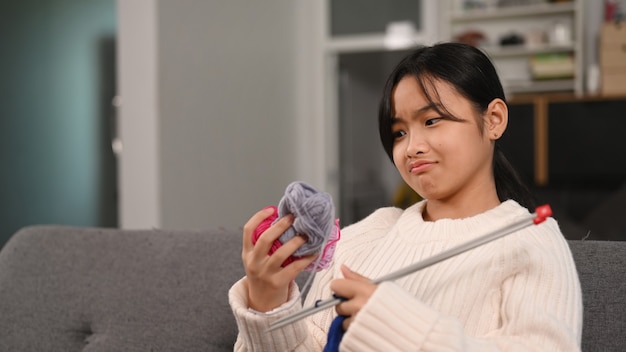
[242,208,317,312]
[331,265,377,330]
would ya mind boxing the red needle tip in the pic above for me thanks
[533,204,552,224]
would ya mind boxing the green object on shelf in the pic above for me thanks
[530,53,575,80]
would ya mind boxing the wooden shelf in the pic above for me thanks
[451,2,575,22]
[483,43,575,58]
[325,34,418,53]
[509,92,626,104]
[505,79,576,95]
[325,32,436,54]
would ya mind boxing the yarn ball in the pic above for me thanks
[251,181,341,271]
[251,206,341,271]
[307,219,340,271]
[251,206,287,262]
[275,182,336,257]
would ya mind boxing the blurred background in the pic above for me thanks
[0,0,117,247]
[1,0,625,248]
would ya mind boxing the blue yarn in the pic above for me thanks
[323,315,346,352]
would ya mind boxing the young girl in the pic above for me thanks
[229,43,582,351]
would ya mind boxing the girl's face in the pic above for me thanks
[391,75,498,205]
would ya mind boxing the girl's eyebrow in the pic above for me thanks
[392,103,439,123]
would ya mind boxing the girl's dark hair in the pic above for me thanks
[378,42,535,209]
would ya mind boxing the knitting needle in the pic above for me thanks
[267,204,552,332]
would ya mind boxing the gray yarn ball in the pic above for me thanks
[274,181,336,257]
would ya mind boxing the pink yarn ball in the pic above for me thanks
[251,206,294,266]
[304,218,341,272]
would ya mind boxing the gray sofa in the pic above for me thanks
[0,225,624,351]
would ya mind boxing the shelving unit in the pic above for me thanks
[447,0,584,95]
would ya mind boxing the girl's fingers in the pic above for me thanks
[271,233,306,260]
[342,316,354,331]
[340,264,370,282]
[331,271,370,297]
[253,215,294,255]
[242,207,276,252]
[267,235,315,269]
[331,272,377,330]
[333,287,365,330]
[332,280,365,312]
[334,296,356,316]
[243,210,319,280]
[281,254,318,280]
[243,211,294,257]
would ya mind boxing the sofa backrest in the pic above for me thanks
[0,225,244,352]
[568,240,626,352]
[0,226,624,351]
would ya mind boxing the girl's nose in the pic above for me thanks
[406,135,426,156]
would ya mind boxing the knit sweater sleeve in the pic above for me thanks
[339,218,582,352]
[229,277,325,351]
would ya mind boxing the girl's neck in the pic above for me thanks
[422,188,501,222]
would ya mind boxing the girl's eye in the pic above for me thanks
[425,117,442,126]
[392,130,406,139]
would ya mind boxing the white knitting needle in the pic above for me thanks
[267,204,552,332]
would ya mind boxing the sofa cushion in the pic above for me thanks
[0,225,244,352]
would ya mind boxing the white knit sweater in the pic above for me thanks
[229,200,583,351]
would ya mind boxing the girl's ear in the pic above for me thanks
[485,98,508,140]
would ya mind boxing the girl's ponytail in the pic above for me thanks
[493,145,536,210]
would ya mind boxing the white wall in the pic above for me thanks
[117,0,304,230]
[116,0,160,228]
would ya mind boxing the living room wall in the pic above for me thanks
[117,0,303,230]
